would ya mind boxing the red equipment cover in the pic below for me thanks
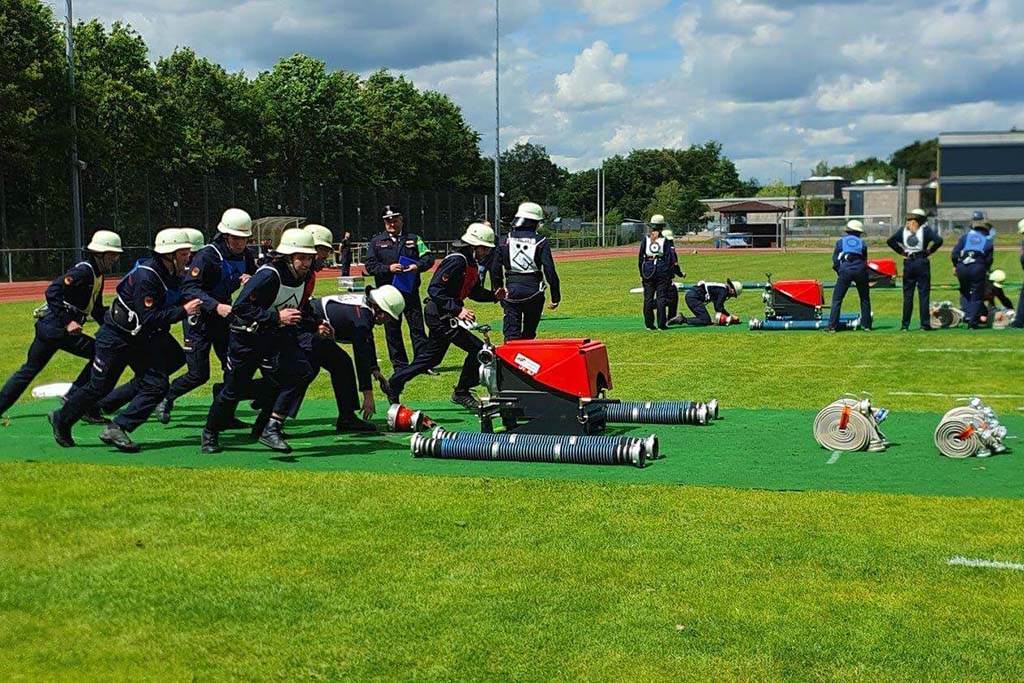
[496,339,612,398]
[771,279,823,307]
[867,258,897,277]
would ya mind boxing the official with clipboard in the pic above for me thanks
[363,206,436,372]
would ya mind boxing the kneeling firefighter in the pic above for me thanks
[491,201,560,340]
[49,229,201,452]
[668,279,742,326]
[387,223,506,410]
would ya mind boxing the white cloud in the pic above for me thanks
[575,0,669,26]
[554,41,629,108]
[815,70,920,112]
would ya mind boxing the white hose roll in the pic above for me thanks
[813,402,876,451]
[934,417,983,458]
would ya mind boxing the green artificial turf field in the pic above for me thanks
[2,249,1023,682]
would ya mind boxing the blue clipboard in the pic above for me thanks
[392,255,418,293]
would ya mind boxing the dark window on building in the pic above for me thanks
[940,145,1024,176]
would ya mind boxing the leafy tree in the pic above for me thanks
[499,143,566,216]
[756,179,792,197]
[828,157,894,182]
[645,180,684,227]
[811,160,830,176]
[890,138,937,178]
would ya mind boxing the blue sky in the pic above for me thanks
[53,0,1024,183]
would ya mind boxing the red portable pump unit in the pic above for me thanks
[867,258,897,287]
[479,337,614,435]
[762,276,824,321]
[473,327,718,435]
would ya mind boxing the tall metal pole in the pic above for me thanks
[65,0,84,260]
[601,163,606,246]
[493,0,501,238]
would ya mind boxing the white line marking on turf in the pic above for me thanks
[917,348,1023,353]
[826,451,842,465]
[947,556,1024,571]
[887,391,1024,398]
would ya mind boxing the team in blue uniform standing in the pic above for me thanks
[364,206,436,374]
[154,209,256,423]
[0,231,123,422]
[951,213,994,329]
[885,208,943,331]
[387,223,506,411]
[490,202,561,340]
[49,229,202,452]
[827,220,873,332]
[202,229,319,454]
[639,214,677,330]
[1012,218,1024,329]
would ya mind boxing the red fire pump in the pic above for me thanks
[478,336,614,435]
[867,258,897,287]
[762,276,824,321]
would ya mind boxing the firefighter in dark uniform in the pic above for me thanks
[154,209,256,422]
[0,231,122,420]
[979,270,1015,327]
[309,286,405,431]
[48,229,201,452]
[1013,218,1024,329]
[638,214,676,330]
[827,219,873,331]
[951,216,994,329]
[202,229,319,454]
[668,279,742,326]
[387,223,506,410]
[661,228,685,320]
[290,223,380,432]
[490,201,560,340]
[886,208,943,331]
[363,205,436,373]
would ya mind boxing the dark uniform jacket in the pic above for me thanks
[181,235,257,319]
[951,229,994,268]
[886,225,943,257]
[428,249,498,316]
[696,282,733,315]
[231,260,312,333]
[312,295,380,392]
[364,231,434,289]
[491,229,561,303]
[44,257,107,327]
[108,257,185,338]
[832,234,867,270]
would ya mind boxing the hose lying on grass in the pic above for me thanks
[934,397,1009,458]
[813,396,890,452]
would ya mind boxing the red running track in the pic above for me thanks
[0,246,829,303]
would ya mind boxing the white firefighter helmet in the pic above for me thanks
[1018,217,1024,234]
[276,228,318,255]
[304,223,334,249]
[460,222,496,248]
[87,230,123,254]
[846,219,865,233]
[369,284,406,320]
[729,279,743,296]
[515,202,544,221]
[649,214,666,226]
[182,228,205,253]
[989,269,1007,286]
[153,228,193,255]
[217,208,253,237]
[662,229,675,240]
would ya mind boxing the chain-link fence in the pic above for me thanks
[0,168,488,281]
